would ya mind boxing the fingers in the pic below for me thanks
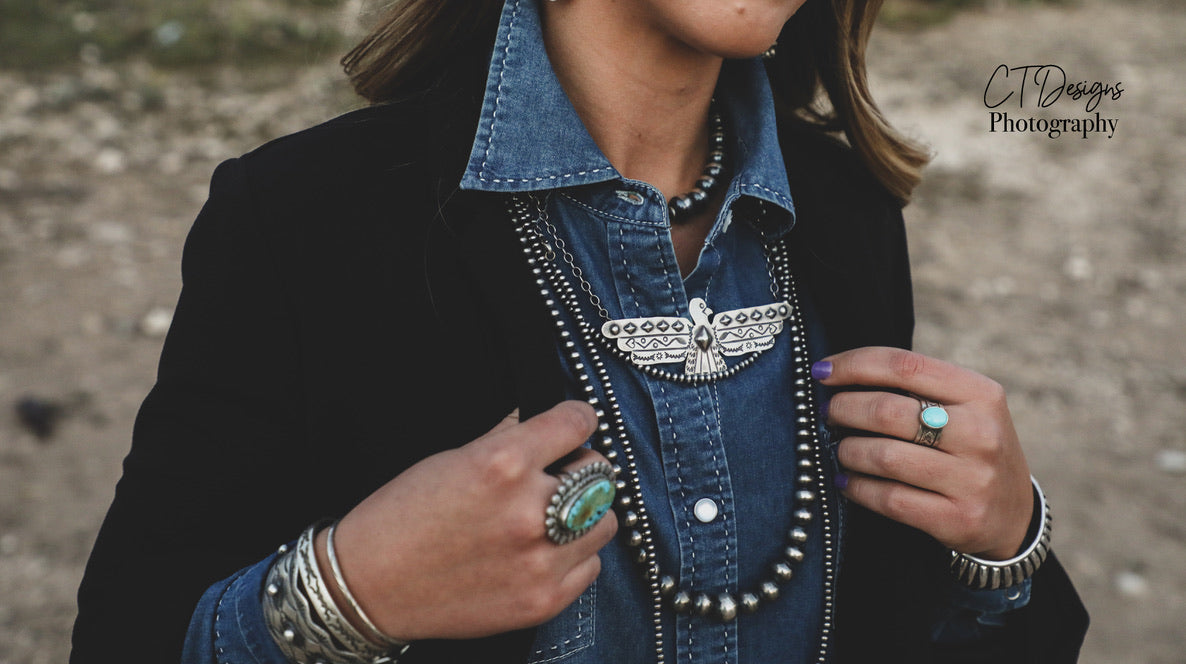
[826,390,935,445]
[836,435,962,495]
[815,346,999,405]
[486,412,616,560]
[516,552,606,629]
[837,471,960,542]
[826,390,980,452]
[838,457,1031,557]
[479,403,616,557]
[825,388,1018,468]
[554,553,604,615]
[470,401,599,478]
[818,347,1035,557]
[331,401,613,642]
[512,398,602,467]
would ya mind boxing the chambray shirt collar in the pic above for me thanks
[460,0,796,234]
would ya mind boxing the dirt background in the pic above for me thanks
[1,1,1182,662]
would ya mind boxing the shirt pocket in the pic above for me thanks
[526,580,596,664]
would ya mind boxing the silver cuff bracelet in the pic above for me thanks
[950,475,1052,590]
[262,524,410,664]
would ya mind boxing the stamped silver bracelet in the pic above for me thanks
[262,524,410,664]
[263,537,344,664]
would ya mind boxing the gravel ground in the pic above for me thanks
[1,1,1183,662]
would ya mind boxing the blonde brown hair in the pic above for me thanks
[342,0,928,204]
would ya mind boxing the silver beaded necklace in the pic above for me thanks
[507,194,838,664]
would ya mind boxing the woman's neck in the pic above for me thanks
[540,1,724,204]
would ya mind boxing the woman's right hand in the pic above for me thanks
[316,400,618,642]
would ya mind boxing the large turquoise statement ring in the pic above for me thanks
[914,398,949,448]
[545,461,617,545]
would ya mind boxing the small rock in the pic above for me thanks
[72,12,97,34]
[94,148,127,174]
[10,86,39,114]
[56,245,90,268]
[80,65,119,93]
[1155,449,1186,475]
[139,307,173,338]
[1064,255,1092,281]
[15,396,64,441]
[1114,570,1149,598]
[1071,553,1104,579]
[90,220,132,245]
[154,21,186,47]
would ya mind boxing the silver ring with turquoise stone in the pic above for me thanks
[545,461,617,545]
[914,398,949,448]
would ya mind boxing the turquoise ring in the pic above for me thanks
[545,461,617,545]
[914,399,948,448]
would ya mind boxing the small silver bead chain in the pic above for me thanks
[507,195,837,663]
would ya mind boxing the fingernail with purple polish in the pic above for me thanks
[819,399,830,421]
[833,472,850,490]
[811,360,833,381]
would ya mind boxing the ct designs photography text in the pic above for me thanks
[985,64,1123,139]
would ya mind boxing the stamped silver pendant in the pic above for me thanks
[601,297,793,376]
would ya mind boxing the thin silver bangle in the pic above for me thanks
[950,475,1052,590]
[301,525,389,657]
[326,521,410,650]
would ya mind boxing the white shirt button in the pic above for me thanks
[693,498,719,523]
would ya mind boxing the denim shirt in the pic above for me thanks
[181,1,1029,662]
[461,3,831,663]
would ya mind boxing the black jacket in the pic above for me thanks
[72,76,1088,664]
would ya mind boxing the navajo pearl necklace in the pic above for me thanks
[506,194,837,664]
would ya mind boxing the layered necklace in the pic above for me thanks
[504,112,836,664]
[665,107,727,223]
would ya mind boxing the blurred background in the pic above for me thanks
[0,0,1181,662]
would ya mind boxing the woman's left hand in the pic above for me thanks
[817,346,1034,561]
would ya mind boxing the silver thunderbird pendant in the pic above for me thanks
[601,297,793,376]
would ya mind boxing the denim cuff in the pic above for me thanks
[930,577,1032,644]
[183,552,290,664]
[949,578,1032,623]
